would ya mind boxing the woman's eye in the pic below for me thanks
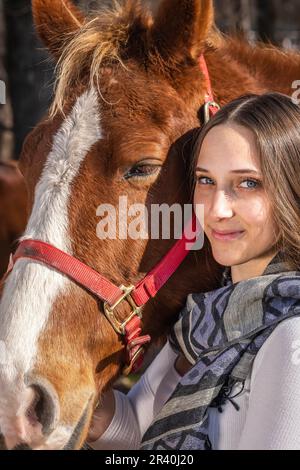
[124,165,161,180]
[196,176,214,185]
[239,179,260,189]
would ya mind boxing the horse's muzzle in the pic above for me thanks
[1,376,60,449]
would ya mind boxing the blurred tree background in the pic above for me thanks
[0,0,300,162]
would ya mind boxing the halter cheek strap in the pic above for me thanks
[199,55,220,122]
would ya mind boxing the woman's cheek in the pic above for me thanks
[194,187,209,208]
[244,197,270,225]
[193,187,201,206]
[194,192,209,224]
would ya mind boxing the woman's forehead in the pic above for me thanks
[197,123,261,172]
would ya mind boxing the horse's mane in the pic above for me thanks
[51,0,152,116]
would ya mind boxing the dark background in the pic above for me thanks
[0,0,300,162]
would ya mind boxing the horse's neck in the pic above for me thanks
[217,37,300,95]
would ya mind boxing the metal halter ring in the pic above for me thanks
[103,285,142,335]
[203,101,221,124]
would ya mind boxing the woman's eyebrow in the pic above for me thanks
[195,167,261,175]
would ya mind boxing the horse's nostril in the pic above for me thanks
[29,384,58,435]
[34,387,45,425]
[24,378,60,436]
[25,385,48,429]
[25,387,41,425]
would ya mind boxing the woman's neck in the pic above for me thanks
[231,249,278,284]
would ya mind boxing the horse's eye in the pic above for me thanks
[124,164,161,180]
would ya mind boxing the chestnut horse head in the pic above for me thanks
[1,0,299,450]
[0,0,223,449]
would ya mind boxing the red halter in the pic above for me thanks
[199,55,220,123]
[2,55,220,375]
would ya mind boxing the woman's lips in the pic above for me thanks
[211,229,245,241]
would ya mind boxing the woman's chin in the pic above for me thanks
[211,247,245,268]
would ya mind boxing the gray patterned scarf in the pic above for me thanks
[140,252,300,450]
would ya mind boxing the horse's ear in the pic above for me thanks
[32,0,84,60]
[150,0,214,62]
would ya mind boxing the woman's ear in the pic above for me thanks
[150,0,214,62]
[32,0,84,61]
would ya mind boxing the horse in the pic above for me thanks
[0,0,300,450]
[0,161,27,279]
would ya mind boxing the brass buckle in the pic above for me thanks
[203,101,220,124]
[103,285,142,335]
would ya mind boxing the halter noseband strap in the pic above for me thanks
[1,55,219,375]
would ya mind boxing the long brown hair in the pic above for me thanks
[191,92,300,271]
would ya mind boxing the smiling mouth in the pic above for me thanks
[211,229,245,241]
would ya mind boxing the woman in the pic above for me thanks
[88,92,300,450]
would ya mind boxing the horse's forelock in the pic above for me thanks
[51,1,153,117]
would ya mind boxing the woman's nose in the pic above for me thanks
[210,190,233,219]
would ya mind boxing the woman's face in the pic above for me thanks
[193,123,278,268]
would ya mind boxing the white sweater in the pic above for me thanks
[91,317,300,450]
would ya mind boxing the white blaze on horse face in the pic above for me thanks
[0,88,101,426]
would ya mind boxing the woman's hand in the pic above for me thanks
[87,389,116,443]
